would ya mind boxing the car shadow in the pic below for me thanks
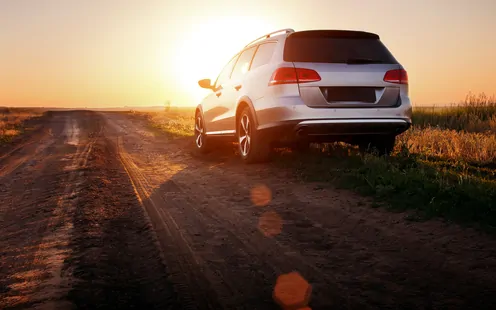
[132,134,496,310]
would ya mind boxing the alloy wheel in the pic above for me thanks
[195,115,204,148]
[239,114,251,156]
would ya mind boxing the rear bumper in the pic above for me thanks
[295,119,410,135]
[255,92,413,130]
[259,118,411,144]
[252,88,413,143]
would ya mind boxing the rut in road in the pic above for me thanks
[116,133,350,309]
[0,111,179,310]
[0,112,94,309]
[105,112,496,310]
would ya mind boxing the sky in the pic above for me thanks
[1,0,495,108]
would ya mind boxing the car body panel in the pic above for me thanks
[293,63,404,108]
[198,29,412,142]
[202,54,239,133]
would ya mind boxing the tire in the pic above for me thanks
[237,107,270,163]
[194,110,211,154]
[358,135,396,156]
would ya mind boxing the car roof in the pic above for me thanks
[237,29,381,58]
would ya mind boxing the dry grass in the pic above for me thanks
[0,108,43,143]
[413,92,496,133]
[401,92,496,166]
[126,107,195,138]
[398,127,496,165]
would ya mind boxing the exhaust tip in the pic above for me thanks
[296,126,308,137]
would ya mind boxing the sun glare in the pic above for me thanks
[172,16,276,105]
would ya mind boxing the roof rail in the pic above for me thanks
[244,28,295,48]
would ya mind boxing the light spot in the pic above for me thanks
[273,272,312,310]
[241,62,249,74]
[250,184,272,207]
[64,118,80,146]
[258,211,282,237]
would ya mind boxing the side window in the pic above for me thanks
[250,43,276,70]
[214,55,238,89]
[230,46,257,81]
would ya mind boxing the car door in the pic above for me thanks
[216,46,258,133]
[203,54,238,133]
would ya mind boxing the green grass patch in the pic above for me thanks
[276,144,496,232]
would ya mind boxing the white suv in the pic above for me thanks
[195,29,412,163]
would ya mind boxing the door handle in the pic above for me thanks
[215,91,222,97]
[234,84,242,91]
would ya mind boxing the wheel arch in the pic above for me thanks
[195,104,206,132]
[195,104,203,116]
[235,96,258,134]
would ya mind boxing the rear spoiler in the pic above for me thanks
[288,30,379,40]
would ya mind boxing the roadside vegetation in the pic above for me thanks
[0,108,44,144]
[129,93,496,231]
[126,107,195,138]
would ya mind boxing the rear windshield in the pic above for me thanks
[284,36,398,64]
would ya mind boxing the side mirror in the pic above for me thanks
[198,78,213,90]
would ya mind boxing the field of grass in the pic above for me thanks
[126,107,195,138]
[401,93,496,166]
[0,108,44,144]
[130,94,496,231]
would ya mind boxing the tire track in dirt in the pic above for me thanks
[0,113,92,309]
[2,111,180,310]
[65,112,179,309]
[139,154,374,309]
[110,118,349,309]
[116,136,222,310]
[25,116,100,309]
[0,132,51,184]
[0,139,35,171]
[151,164,351,307]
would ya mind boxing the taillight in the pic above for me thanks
[383,69,408,84]
[269,67,321,85]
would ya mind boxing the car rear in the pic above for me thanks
[260,30,412,142]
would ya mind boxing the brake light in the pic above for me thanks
[383,69,408,84]
[269,67,321,85]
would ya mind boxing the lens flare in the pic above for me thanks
[273,272,312,309]
[250,184,272,207]
[258,211,282,237]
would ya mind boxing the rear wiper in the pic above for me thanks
[346,58,384,64]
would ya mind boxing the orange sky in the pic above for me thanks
[1,0,495,108]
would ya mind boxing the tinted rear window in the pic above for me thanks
[284,36,398,64]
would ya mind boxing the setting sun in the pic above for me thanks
[173,16,276,103]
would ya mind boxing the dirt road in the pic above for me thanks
[2,111,496,309]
